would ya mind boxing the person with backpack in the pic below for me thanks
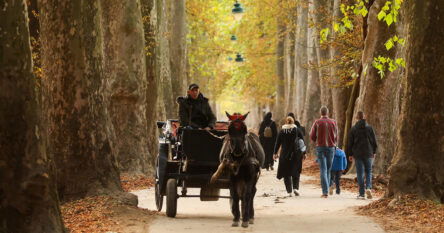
[259,112,278,170]
[286,112,306,195]
[347,111,378,199]
[329,148,347,195]
[273,117,305,196]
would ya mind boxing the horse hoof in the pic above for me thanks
[231,221,239,227]
[249,218,254,224]
[241,221,249,228]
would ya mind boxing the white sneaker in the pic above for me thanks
[366,189,373,199]
[293,189,300,196]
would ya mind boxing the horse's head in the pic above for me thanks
[226,112,249,157]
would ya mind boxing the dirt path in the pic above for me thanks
[133,169,384,233]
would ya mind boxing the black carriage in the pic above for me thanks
[155,120,230,217]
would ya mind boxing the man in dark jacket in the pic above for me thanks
[347,111,378,199]
[259,112,277,171]
[177,83,216,129]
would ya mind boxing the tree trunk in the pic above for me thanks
[275,22,286,123]
[313,0,333,110]
[141,0,158,175]
[302,7,321,146]
[388,0,444,203]
[169,0,187,100]
[39,0,124,200]
[294,1,308,121]
[156,0,175,119]
[284,27,296,114]
[101,0,150,174]
[0,0,65,232]
[354,0,401,174]
[330,0,351,148]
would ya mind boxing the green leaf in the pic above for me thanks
[385,39,394,50]
[333,23,340,32]
[385,13,394,26]
[377,11,387,21]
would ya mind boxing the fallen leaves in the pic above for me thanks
[357,195,444,233]
[120,173,155,192]
[61,196,119,233]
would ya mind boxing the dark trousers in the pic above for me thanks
[284,175,300,193]
[330,170,342,194]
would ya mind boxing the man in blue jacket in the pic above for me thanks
[329,148,347,195]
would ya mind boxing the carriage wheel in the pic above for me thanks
[166,178,178,217]
[155,179,163,211]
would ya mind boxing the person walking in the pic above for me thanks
[273,117,304,196]
[286,112,306,195]
[329,148,347,195]
[309,106,338,198]
[347,111,378,199]
[259,112,278,171]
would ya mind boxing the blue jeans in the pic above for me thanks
[316,147,335,195]
[355,157,374,196]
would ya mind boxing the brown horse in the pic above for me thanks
[211,112,264,228]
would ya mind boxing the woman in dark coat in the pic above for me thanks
[287,112,306,195]
[274,116,304,196]
[259,112,277,170]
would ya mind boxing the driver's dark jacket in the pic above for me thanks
[177,93,216,129]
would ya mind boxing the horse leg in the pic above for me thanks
[249,182,257,224]
[230,184,240,227]
[241,182,252,228]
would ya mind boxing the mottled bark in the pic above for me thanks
[294,1,308,120]
[302,18,321,143]
[39,0,123,200]
[330,0,351,148]
[313,0,333,110]
[101,0,150,174]
[169,0,187,101]
[156,0,174,119]
[284,28,296,114]
[141,0,158,174]
[0,0,64,232]
[388,0,444,203]
[354,0,401,174]
[275,22,286,123]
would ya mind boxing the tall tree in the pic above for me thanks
[39,0,124,200]
[141,0,159,174]
[275,21,286,123]
[294,1,309,120]
[354,0,401,173]
[388,0,444,203]
[0,0,64,232]
[101,0,150,174]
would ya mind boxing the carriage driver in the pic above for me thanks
[177,83,217,130]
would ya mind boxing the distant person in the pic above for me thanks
[177,83,216,130]
[347,111,377,199]
[273,117,304,197]
[286,112,306,195]
[329,148,347,195]
[259,112,278,170]
[309,106,338,198]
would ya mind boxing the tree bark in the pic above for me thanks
[0,0,65,232]
[302,6,321,144]
[101,0,150,174]
[330,0,351,148]
[354,0,401,174]
[275,21,286,123]
[294,1,308,121]
[313,0,333,110]
[388,0,444,203]
[39,0,123,200]
[141,0,159,174]
[169,0,187,100]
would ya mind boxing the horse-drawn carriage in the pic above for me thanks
[154,120,230,217]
